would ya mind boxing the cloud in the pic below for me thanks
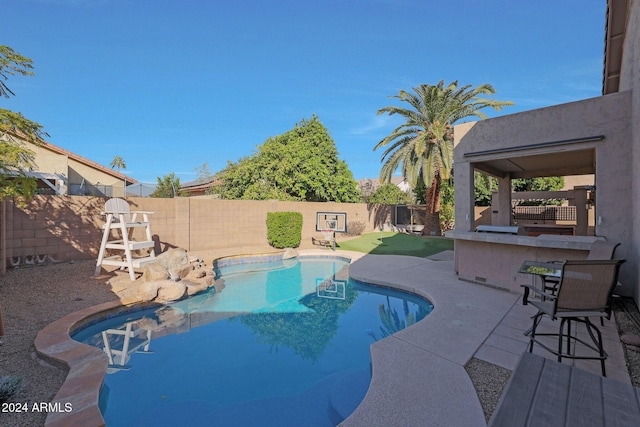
[350,114,396,136]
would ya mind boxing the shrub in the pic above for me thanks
[0,375,23,402]
[439,203,455,233]
[346,220,366,236]
[266,212,303,248]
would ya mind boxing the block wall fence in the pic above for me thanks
[0,196,394,272]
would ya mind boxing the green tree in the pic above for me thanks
[151,173,181,198]
[512,176,564,192]
[110,155,126,172]
[0,46,34,98]
[512,176,564,206]
[473,174,565,206]
[217,116,361,202]
[375,81,513,235]
[368,183,412,204]
[439,177,455,231]
[110,155,127,196]
[414,176,456,230]
[474,172,497,206]
[1,46,48,202]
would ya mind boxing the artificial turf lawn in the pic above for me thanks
[337,231,454,257]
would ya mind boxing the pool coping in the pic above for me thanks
[35,300,118,427]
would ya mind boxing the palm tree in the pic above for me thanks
[374,80,513,235]
[110,155,127,197]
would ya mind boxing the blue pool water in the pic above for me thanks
[73,256,433,426]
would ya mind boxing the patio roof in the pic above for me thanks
[463,136,602,179]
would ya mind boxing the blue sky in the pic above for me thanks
[4,0,606,184]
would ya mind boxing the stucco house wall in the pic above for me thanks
[620,0,640,302]
[67,158,126,197]
[14,138,134,197]
[29,143,69,178]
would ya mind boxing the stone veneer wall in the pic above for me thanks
[1,195,387,270]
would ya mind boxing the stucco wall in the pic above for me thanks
[2,196,384,269]
[620,0,640,302]
[454,238,594,293]
[68,158,124,189]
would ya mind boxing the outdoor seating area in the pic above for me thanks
[540,240,620,294]
[521,259,626,377]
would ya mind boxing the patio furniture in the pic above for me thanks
[519,260,563,280]
[519,260,563,302]
[542,240,620,293]
[522,259,625,377]
[94,198,156,281]
[489,352,640,427]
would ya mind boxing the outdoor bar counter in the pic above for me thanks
[446,230,601,293]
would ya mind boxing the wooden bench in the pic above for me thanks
[489,352,640,426]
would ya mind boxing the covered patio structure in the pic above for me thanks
[447,0,640,300]
[446,90,634,295]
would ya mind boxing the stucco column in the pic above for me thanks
[495,176,512,226]
[454,161,475,231]
[572,187,589,236]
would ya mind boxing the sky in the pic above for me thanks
[3,0,607,184]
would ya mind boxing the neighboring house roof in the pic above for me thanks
[391,176,412,192]
[38,140,137,185]
[180,176,220,189]
[2,129,138,185]
[180,176,220,196]
[357,176,412,195]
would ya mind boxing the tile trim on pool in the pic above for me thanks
[213,252,352,267]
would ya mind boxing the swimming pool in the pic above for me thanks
[73,256,433,426]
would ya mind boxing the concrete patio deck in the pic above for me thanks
[339,251,630,427]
